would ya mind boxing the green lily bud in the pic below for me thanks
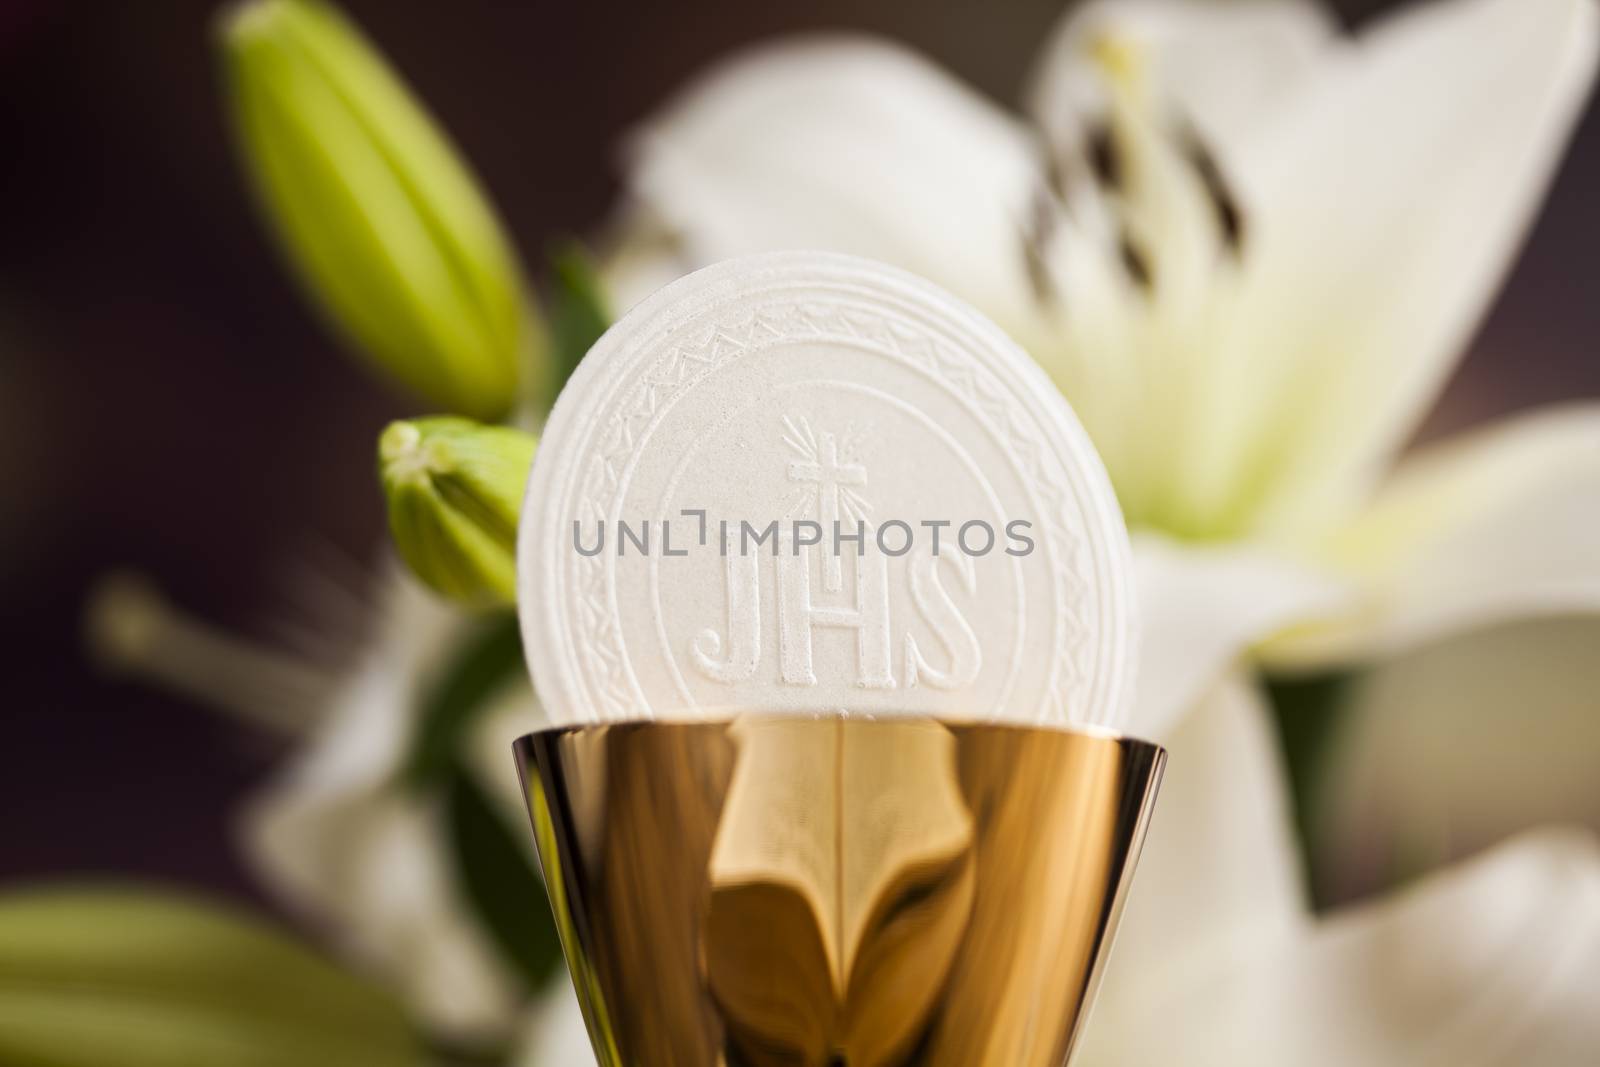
[220,0,538,419]
[380,417,535,606]
[0,887,423,1067]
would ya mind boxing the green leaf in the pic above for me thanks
[1266,669,1354,911]
[545,242,612,399]
[0,887,424,1067]
[402,609,524,790]
[396,615,561,996]
[445,766,564,993]
[220,0,542,418]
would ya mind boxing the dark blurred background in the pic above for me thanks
[1,0,1595,907]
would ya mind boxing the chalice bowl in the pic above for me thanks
[514,714,1164,1067]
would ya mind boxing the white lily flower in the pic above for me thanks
[87,565,549,1043]
[612,0,1600,733]
[239,568,530,1039]
[575,0,1600,1059]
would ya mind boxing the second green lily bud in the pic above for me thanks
[380,418,535,607]
[221,0,541,419]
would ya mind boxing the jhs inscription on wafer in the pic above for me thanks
[562,417,1035,693]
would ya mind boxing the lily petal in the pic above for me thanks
[1028,0,1336,158]
[615,36,1049,341]
[248,790,521,1039]
[1181,0,1599,538]
[1090,676,1310,1038]
[1314,617,1600,902]
[1131,533,1351,739]
[1086,829,1600,1066]
[517,979,595,1067]
[1265,404,1600,669]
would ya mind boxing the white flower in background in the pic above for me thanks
[608,0,1600,730]
[580,0,1600,1060]
[87,566,548,1043]
[239,569,534,1040]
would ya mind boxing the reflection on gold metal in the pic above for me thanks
[514,716,1164,1067]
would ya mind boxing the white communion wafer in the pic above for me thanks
[518,251,1135,729]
